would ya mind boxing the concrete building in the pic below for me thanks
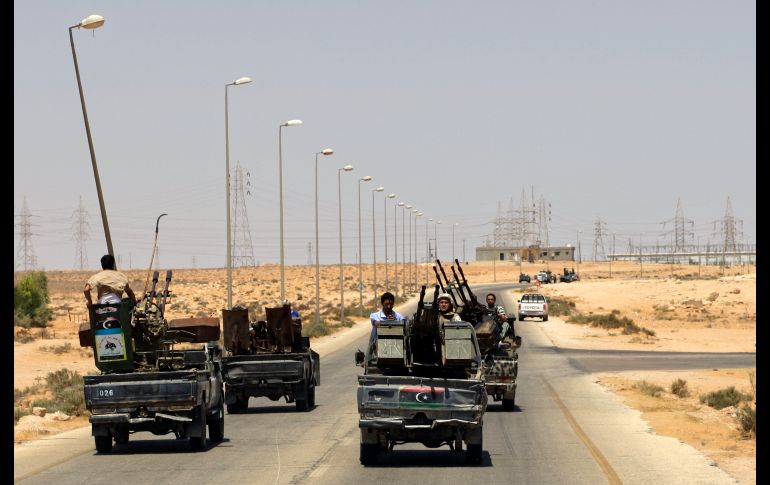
[476,245,576,262]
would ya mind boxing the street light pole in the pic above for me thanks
[452,222,458,262]
[372,186,384,307]
[224,76,252,309]
[407,208,413,293]
[338,165,354,324]
[278,119,303,302]
[314,148,334,324]
[435,221,441,261]
[414,211,421,289]
[69,15,113,259]
[385,193,395,291]
[397,202,405,296]
[357,176,372,316]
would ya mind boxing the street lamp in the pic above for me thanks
[407,206,414,292]
[397,202,406,296]
[452,222,459,262]
[69,14,113,259]
[385,193,396,291]
[414,210,421,290]
[314,148,334,324]
[357,175,372,315]
[372,186,384,307]
[223,76,252,309]
[338,165,354,324]
[278,119,303,302]
[435,220,441,261]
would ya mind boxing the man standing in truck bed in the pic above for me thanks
[84,254,136,308]
[368,292,405,355]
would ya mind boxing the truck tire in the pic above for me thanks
[465,432,483,465]
[95,434,113,453]
[208,401,225,443]
[307,384,316,409]
[189,409,207,451]
[542,315,548,322]
[226,402,240,414]
[114,425,129,444]
[360,443,379,466]
[518,314,524,321]
[502,397,515,411]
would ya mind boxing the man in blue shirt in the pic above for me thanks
[367,292,405,357]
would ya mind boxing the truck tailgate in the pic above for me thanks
[223,354,307,384]
[84,371,202,409]
[357,375,486,427]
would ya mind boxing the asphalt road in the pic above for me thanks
[16,283,749,484]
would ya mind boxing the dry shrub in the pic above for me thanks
[671,378,690,398]
[634,380,664,397]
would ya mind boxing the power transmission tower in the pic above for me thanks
[71,196,90,270]
[192,255,196,269]
[232,162,256,267]
[492,201,505,247]
[307,242,313,265]
[16,196,38,271]
[713,196,743,255]
[537,196,551,247]
[661,197,694,252]
[504,197,516,246]
[592,216,608,261]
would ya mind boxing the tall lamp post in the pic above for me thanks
[406,206,414,292]
[397,202,406,295]
[223,76,252,309]
[278,119,303,302]
[371,186,384,306]
[69,14,113,258]
[357,176,372,315]
[414,210,422,289]
[338,165,355,325]
[452,222,459,261]
[435,220,441,261]
[314,148,334,324]
[385,193,396,291]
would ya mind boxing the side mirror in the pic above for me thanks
[354,349,365,366]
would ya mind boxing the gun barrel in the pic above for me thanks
[432,266,446,293]
[436,260,459,306]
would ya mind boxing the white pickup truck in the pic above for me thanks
[517,293,548,322]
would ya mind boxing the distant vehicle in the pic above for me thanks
[535,271,555,284]
[517,293,548,322]
[519,273,531,283]
[560,268,579,283]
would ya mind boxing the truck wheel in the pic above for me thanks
[518,314,524,321]
[226,402,240,414]
[114,426,129,444]
[360,443,379,466]
[543,315,548,322]
[295,396,309,412]
[208,402,225,443]
[307,384,316,409]
[189,409,207,451]
[502,397,515,411]
[95,434,113,453]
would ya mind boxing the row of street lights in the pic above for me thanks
[70,13,462,327]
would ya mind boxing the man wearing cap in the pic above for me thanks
[436,293,462,323]
[84,254,136,308]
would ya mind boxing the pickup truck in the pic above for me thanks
[517,293,548,322]
[84,343,224,453]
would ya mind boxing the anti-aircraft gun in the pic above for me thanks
[354,284,487,465]
[433,259,521,411]
[78,215,225,453]
[220,304,320,413]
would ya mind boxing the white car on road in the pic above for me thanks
[517,293,548,321]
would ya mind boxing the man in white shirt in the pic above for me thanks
[84,254,137,308]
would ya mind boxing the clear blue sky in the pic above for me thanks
[14,1,755,270]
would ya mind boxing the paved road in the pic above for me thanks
[16,283,748,484]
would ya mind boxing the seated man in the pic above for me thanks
[84,254,136,308]
[485,292,510,340]
[437,293,462,324]
[368,292,405,356]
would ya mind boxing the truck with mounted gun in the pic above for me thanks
[220,305,320,413]
[434,259,521,410]
[355,284,487,465]
[79,268,225,453]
